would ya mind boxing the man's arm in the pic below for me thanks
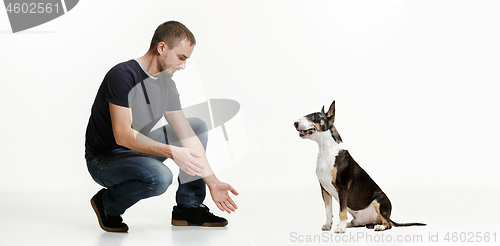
[109,102,203,176]
[163,110,214,178]
[164,110,238,213]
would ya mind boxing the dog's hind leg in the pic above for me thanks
[373,195,393,231]
[321,185,333,231]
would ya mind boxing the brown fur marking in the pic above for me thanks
[374,201,389,229]
[331,166,337,188]
[312,122,322,132]
[339,208,348,221]
[321,185,331,207]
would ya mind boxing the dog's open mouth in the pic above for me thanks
[298,128,316,137]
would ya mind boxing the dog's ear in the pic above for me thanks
[327,101,336,122]
[321,106,325,114]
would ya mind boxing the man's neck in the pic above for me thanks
[137,51,160,76]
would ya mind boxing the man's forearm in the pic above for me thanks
[117,128,173,159]
[179,136,216,181]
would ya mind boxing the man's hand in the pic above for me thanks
[171,146,204,176]
[207,180,239,213]
[164,110,239,213]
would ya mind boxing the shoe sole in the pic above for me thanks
[91,197,129,233]
[171,219,228,227]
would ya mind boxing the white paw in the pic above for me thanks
[334,226,346,234]
[334,220,347,233]
[322,223,332,231]
[374,225,385,231]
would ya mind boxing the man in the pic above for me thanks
[85,21,238,232]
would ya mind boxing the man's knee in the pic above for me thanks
[188,117,208,134]
[188,117,208,150]
[145,165,173,196]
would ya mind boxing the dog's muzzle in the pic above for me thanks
[298,128,316,137]
[294,122,316,137]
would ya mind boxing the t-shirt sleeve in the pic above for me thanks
[105,68,134,108]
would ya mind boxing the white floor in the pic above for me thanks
[1,184,498,246]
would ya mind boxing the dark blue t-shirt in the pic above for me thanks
[85,59,181,159]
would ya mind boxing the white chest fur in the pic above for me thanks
[313,131,344,202]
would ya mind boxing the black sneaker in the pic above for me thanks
[171,204,228,227]
[90,189,129,232]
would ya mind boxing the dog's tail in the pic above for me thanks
[390,220,426,227]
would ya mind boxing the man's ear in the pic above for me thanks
[157,42,167,55]
[327,100,336,122]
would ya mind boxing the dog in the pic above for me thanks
[294,101,425,233]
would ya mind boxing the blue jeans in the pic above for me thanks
[86,117,208,216]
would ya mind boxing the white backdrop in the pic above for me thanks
[0,0,499,197]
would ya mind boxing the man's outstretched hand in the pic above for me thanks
[207,179,238,214]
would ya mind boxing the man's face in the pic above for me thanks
[158,39,194,75]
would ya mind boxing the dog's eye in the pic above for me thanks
[307,113,325,123]
[313,113,326,122]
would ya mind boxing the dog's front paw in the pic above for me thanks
[334,221,347,234]
[334,226,346,234]
[322,224,332,231]
[374,225,386,231]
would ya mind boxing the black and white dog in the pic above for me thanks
[294,101,425,233]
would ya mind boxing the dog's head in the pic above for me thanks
[294,101,339,141]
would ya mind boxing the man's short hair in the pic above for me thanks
[149,21,196,51]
